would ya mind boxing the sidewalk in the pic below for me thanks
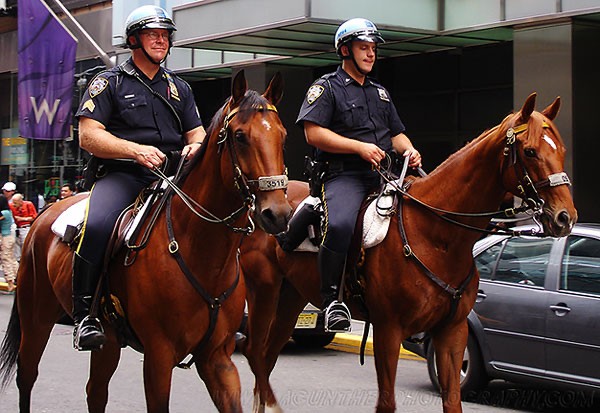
[327,319,424,361]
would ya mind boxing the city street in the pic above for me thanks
[0,293,597,412]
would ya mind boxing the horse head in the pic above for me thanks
[215,70,291,234]
[500,92,577,237]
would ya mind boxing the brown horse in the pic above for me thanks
[240,93,577,413]
[0,70,292,413]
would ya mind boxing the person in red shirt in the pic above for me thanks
[10,193,37,261]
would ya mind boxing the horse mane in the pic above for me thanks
[179,90,272,181]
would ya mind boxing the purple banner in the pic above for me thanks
[18,0,77,140]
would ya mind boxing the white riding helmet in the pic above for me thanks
[334,18,385,56]
[124,5,176,49]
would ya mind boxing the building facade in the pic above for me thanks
[0,0,598,221]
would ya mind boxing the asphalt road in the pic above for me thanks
[0,293,597,412]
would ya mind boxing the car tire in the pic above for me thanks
[426,333,488,395]
[292,332,335,348]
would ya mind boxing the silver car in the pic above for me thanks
[403,223,600,395]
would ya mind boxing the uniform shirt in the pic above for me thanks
[75,58,202,154]
[297,66,405,165]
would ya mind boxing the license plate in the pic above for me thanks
[295,313,318,329]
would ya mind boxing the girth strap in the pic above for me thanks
[165,196,241,369]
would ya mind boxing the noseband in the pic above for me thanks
[217,103,289,213]
[503,122,571,213]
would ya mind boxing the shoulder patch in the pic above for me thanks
[88,77,108,98]
[377,88,390,102]
[306,85,324,105]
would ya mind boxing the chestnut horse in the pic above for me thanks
[0,70,291,413]
[240,93,577,413]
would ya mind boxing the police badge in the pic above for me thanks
[306,85,324,105]
[377,88,390,102]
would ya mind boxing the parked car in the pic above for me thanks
[403,223,600,395]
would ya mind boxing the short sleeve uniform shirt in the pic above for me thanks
[296,66,405,165]
[76,58,202,153]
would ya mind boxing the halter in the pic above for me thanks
[503,121,571,214]
[217,103,289,217]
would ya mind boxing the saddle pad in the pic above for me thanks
[51,198,88,239]
[289,182,398,253]
[362,183,396,249]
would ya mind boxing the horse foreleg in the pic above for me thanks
[142,345,176,413]
[252,281,308,413]
[86,333,122,413]
[372,323,403,413]
[244,273,284,413]
[195,342,243,413]
[431,322,468,413]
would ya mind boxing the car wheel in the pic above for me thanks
[426,333,488,395]
[292,332,335,348]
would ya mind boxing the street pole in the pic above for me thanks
[47,0,115,68]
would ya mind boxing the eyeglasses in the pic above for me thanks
[141,31,170,42]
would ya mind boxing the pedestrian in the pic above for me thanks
[60,183,76,199]
[0,195,17,293]
[294,18,422,332]
[9,193,38,262]
[72,5,205,351]
[2,181,16,203]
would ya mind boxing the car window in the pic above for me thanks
[474,241,504,280]
[560,235,600,295]
[493,237,554,286]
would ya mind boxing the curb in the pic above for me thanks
[327,332,424,361]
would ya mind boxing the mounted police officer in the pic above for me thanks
[296,18,422,332]
[73,5,206,351]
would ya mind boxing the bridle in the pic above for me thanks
[153,99,288,236]
[502,121,571,214]
[217,103,289,220]
[376,118,571,237]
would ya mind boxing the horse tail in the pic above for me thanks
[0,299,21,390]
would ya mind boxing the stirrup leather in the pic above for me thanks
[324,301,352,333]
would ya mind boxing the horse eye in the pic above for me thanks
[234,130,247,144]
[524,148,537,158]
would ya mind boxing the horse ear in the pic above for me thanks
[231,70,248,106]
[264,72,284,106]
[519,92,537,123]
[541,96,561,120]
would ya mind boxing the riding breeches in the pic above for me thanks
[76,170,155,267]
[320,170,380,254]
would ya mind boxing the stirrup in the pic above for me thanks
[324,301,352,333]
[73,315,106,351]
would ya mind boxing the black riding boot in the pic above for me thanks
[275,203,321,252]
[72,253,106,351]
[319,245,351,332]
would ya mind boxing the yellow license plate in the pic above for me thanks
[295,313,318,329]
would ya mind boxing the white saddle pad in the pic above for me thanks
[289,181,400,252]
[51,196,88,238]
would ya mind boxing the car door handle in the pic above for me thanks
[550,303,571,316]
[476,290,487,303]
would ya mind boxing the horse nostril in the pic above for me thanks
[556,210,570,228]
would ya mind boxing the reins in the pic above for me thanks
[375,120,571,237]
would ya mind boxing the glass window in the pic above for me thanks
[474,241,504,280]
[493,237,553,286]
[561,235,600,296]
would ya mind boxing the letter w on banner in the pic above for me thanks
[18,0,77,140]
